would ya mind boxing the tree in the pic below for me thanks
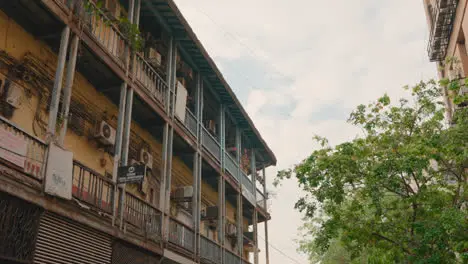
[276,79,468,263]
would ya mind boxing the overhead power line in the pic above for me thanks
[258,234,307,264]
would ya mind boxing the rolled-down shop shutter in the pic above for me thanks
[34,212,112,264]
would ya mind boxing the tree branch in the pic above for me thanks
[371,232,414,256]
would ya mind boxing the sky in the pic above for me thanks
[172,1,437,263]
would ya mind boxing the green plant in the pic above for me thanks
[276,79,468,263]
[118,16,145,53]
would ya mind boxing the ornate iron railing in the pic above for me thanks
[185,109,197,136]
[123,192,162,241]
[200,235,222,264]
[168,218,195,252]
[202,127,221,162]
[72,161,114,214]
[0,117,47,181]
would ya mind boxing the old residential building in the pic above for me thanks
[0,1,275,264]
[424,0,468,122]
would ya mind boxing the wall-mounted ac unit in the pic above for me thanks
[140,149,153,170]
[226,223,237,237]
[5,82,22,108]
[95,120,116,146]
[147,47,162,68]
[201,206,218,221]
[175,81,187,123]
[173,186,193,202]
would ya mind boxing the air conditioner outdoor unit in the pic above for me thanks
[226,223,237,237]
[147,47,162,68]
[95,120,116,146]
[5,83,22,108]
[140,149,153,170]
[201,206,218,221]
[173,186,193,202]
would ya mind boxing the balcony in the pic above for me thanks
[225,152,239,182]
[123,192,162,241]
[133,53,168,107]
[202,127,221,162]
[427,0,458,61]
[241,171,255,204]
[168,217,195,254]
[185,109,197,137]
[256,189,267,212]
[225,250,242,264]
[72,160,115,214]
[200,235,222,264]
[0,117,47,182]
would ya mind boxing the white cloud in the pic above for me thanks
[174,0,437,263]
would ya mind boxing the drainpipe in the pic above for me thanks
[58,34,80,146]
[48,26,70,140]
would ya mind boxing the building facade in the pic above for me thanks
[0,1,275,264]
[424,0,468,123]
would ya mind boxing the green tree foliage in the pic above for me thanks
[276,79,467,263]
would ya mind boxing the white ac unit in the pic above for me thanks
[95,120,116,146]
[175,81,187,122]
[147,47,162,68]
[226,223,237,237]
[140,149,153,170]
[5,82,22,108]
[201,206,218,221]
[173,186,193,201]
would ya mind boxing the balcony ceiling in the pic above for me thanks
[141,0,277,167]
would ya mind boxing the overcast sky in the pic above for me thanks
[173,1,437,263]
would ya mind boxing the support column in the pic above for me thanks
[48,26,70,138]
[161,36,177,239]
[192,152,201,256]
[218,176,225,245]
[262,167,270,264]
[118,0,136,229]
[253,210,259,264]
[251,149,256,194]
[111,82,127,225]
[220,104,225,171]
[58,34,80,145]
[237,193,243,262]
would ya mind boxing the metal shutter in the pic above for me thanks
[34,212,112,264]
[112,241,159,264]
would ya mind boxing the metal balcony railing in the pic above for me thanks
[123,192,162,241]
[185,109,197,136]
[200,235,222,264]
[202,127,221,162]
[241,171,254,193]
[225,152,239,181]
[134,53,168,106]
[72,161,115,214]
[427,0,458,61]
[0,117,47,181]
[256,189,267,211]
[168,218,195,253]
[225,250,241,264]
[70,0,128,67]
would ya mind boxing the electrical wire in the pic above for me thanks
[257,234,307,264]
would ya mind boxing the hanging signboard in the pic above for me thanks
[118,164,146,184]
[44,144,73,200]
